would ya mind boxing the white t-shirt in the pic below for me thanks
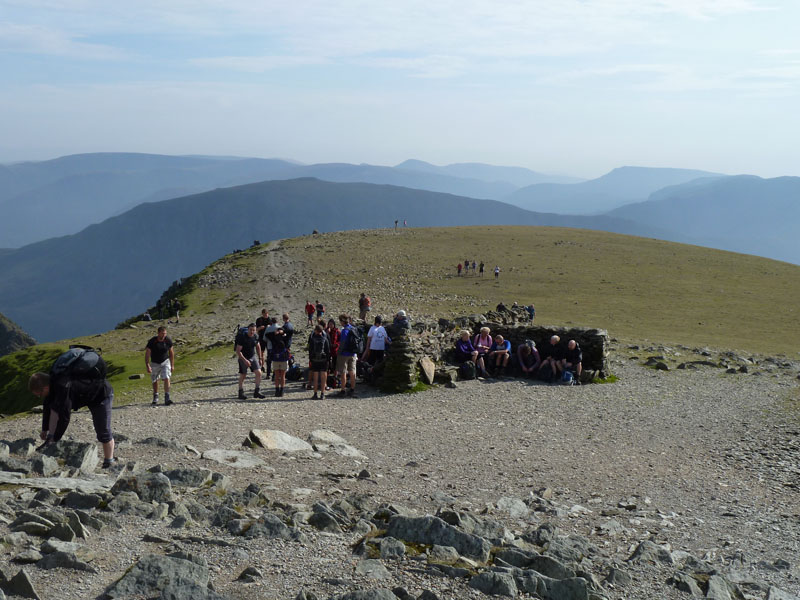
[367,325,389,350]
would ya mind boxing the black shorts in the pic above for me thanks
[310,360,328,373]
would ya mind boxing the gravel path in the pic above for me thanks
[2,348,799,599]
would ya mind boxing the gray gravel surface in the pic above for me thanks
[2,350,799,600]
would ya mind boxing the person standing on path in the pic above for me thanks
[363,315,390,366]
[304,301,315,326]
[145,326,175,406]
[235,324,265,399]
[479,261,485,277]
[281,313,295,348]
[336,314,357,397]
[494,265,500,281]
[308,324,331,399]
[457,263,463,276]
[268,326,290,397]
[358,293,371,321]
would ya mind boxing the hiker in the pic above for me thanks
[457,263,463,276]
[145,326,175,406]
[392,309,410,331]
[173,299,182,323]
[315,300,325,320]
[472,327,493,377]
[336,314,358,397]
[308,324,331,399]
[325,317,340,384]
[488,335,512,376]
[454,330,482,372]
[29,357,116,468]
[479,261,485,276]
[364,315,390,365]
[514,342,541,378]
[496,301,507,312]
[358,293,371,320]
[235,324,265,399]
[471,260,477,273]
[562,339,583,380]
[304,301,315,326]
[267,325,290,397]
[494,265,500,280]
[281,313,295,348]
[143,311,152,321]
[256,309,270,371]
[526,304,535,321]
[539,335,564,382]
[262,317,278,378]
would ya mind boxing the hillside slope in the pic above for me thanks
[0,179,656,343]
[0,311,35,356]
[505,166,723,214]
[607,175,800,265]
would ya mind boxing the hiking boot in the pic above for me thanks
[164,394,173,406]
[346,388,355,397]
[151,395,159,406]
[102,457,118,469]
[336,389,347,397]
[253,389,266,399]
[237,388,247,400]
[319,393,325,400]
[311,392,318,399]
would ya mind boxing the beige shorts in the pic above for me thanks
[336,354,356,373]
[272,361,288,372]
[150,360,171,382]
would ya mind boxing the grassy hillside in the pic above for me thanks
[284,226,800,355]
[2,225,798,415]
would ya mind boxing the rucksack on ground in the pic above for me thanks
[561,370,575,385]
[343,326,365,355]
[459,361,477,380]
[309,335,328,361]
[286,364,303,381]
[49,346,107,407]
[538,362,554,383]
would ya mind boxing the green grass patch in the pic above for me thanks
[0,344,66,414]
[592,374,619,384]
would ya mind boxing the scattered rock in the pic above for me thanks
[202,448,266,469]
[248,429,313,452]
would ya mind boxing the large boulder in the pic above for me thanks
[110,472,173,503]
[41,441,98,473]
[384,515,491,563]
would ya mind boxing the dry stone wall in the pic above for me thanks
[374,308,610,393]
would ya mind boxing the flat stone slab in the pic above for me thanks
[248,429,312,453]
[201,449,266,469]
[307,429,367,459]
[0,471,115,493]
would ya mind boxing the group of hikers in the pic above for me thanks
[26,290,574,469]
[455,328,583,384]
[456,260,502,280]
[232,296,410,401]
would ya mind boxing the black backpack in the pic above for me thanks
[233,325,249,351]
[309,335,328,361]
[459,361,477,380]
[49,346,107,408]
[343,326,365,355]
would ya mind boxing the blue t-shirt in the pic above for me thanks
[339,324,356,357]
[490,340,511,353]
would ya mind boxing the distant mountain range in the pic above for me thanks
[0,312,35,357]
[0,153,578,247]
[0,178,664,342]
[505,166,723,215]
[606,175,800,265]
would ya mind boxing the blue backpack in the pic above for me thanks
[561,370,575,385]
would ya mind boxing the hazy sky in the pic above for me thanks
[1,1,798,178]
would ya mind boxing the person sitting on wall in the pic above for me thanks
[513,341,541,378]
[561,339,583,382]
[454,330,483,373]
[488,334,512,377]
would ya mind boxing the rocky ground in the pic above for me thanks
[1,237,799,600]
[1,343,799,600]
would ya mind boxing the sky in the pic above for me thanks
[1,1,798,178]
